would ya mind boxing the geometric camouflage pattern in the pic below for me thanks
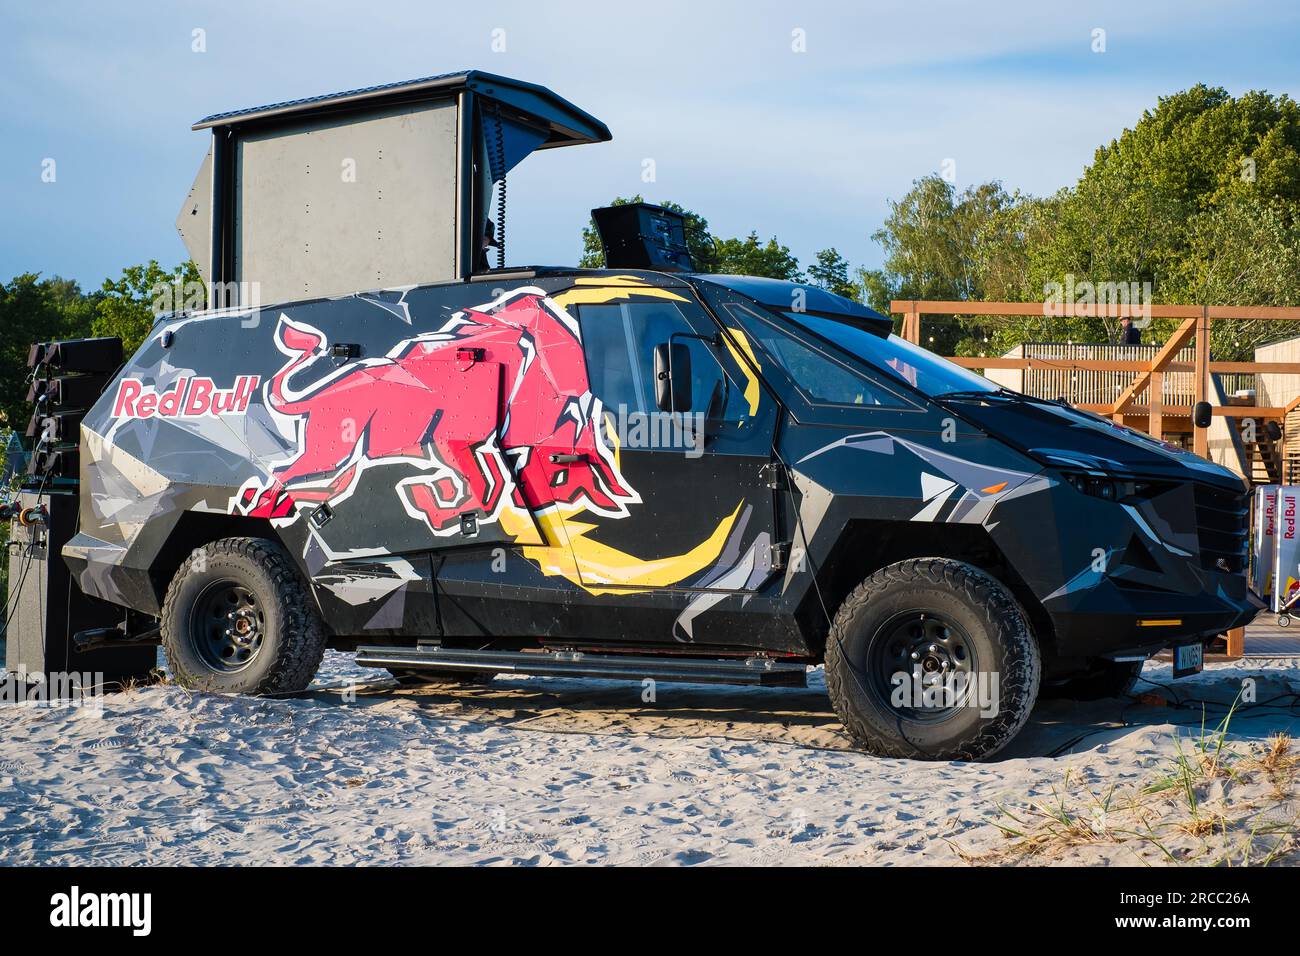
[64,269,1257,659]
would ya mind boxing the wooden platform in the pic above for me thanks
[1198,621,1300,660]
[1239,620,1300,657]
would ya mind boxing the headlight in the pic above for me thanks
[1061,471,1118,501]
[1059,472,1173,503]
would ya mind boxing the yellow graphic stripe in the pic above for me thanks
[573,275,662,285]
[721,326,762,416]
[551,276,689,310]
[500,502,742,596]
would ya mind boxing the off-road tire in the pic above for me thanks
[1040,659,1143,701]
[162,537,328,695]
[386,669,496,688]
[824,558,1041,760]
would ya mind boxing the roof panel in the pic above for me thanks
[192,69,611,147]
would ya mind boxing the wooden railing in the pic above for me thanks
[891,300,1300,458]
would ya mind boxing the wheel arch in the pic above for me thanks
[797,518,1055,659]
[147,511,280,611]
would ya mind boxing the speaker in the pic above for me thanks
[3,490,155,686]
[591,203,695,272]
[24,336,122,484]
[28,336,123,374]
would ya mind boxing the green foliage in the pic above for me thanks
[869,86,1300,359]
[712,232,803,280]
[0,261,199,439]
[808,248,859,299]
[0,274,96,429]
[95,260,203,356]
[868,176,1029,353]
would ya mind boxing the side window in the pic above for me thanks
[576,300,750,437]
[725,304,906,408]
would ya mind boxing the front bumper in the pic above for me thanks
[987,470,1256,661]
[1045,574,1261,659]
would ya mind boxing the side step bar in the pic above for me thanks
[73,625,162,653]
[354,645,807,688]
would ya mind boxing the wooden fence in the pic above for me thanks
[891,300,1300,459]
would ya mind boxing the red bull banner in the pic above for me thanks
[1271,486,1300,612]
[1252,485,1278,599]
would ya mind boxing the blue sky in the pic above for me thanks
[2,0,1298,291]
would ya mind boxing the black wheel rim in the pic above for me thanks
[190,579,266,673]
[867,610,979,722]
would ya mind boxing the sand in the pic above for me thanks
[0,653,1297,865]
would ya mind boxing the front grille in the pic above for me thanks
[1193,483,1248,573]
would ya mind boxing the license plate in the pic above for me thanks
[1173,642,1204,678]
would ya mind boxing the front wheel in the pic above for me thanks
[162,537,328,694]
[824,558,1041,760]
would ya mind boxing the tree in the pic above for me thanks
[712,232,802,280]
[868,175,1024,354]
[1173,191,1300,355]
[1042,85,1300,358]
[866,86,1300,360]
[808,248,858,299]
[95,260,203,355]
[0,274,95,430]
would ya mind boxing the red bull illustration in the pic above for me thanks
[235,288,639,536]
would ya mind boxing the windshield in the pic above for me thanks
[783,311,1000,397]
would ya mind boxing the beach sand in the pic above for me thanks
[1,653,1296,865]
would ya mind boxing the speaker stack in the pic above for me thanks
[4,337,156,689]
[25,337,124,483]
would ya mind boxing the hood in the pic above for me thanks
[942,394,1246,492]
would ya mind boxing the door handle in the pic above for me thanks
[549,453,587,464]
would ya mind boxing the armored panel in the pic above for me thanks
[233,99,458,305]
[176,146,213,285]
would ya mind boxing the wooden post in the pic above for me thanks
[1193,305,1211,458]
[1148,369,1163,440]
[904,304,920,344]
[1224,627,1245,660]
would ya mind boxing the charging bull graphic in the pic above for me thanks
[236,288,639,536]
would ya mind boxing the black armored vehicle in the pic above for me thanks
[15,72,1258,758]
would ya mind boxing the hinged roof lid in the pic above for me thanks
[192,69,611,148]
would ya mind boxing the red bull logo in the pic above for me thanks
[236,288,638,537]
[113,376,259,420]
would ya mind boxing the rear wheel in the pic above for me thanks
[824,558,1040,760]
[162,537,327,694]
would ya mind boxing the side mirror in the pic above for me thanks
[1266,420,1283,442]
[1192,401,1213,429]
[653,342,692,412]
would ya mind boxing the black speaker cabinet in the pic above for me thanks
[4,490,155,686]
[591,203,695,272]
